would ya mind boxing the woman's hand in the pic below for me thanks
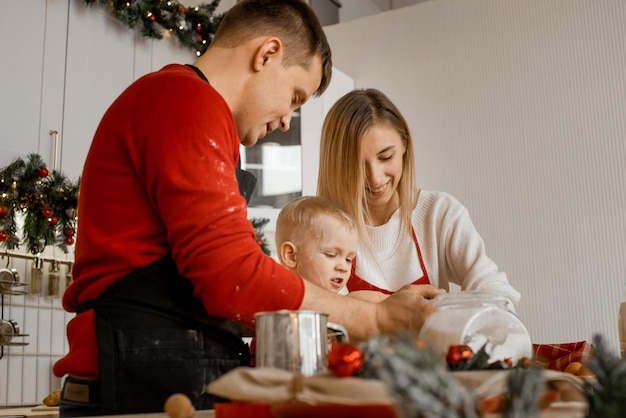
[397,284,445,299]
[373,285,444,337]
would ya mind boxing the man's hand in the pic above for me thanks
[372,285,444,339]
[300,280,444,343]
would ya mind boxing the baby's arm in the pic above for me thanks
[347,290,390,303]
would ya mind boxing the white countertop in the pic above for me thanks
[0,406,58,418]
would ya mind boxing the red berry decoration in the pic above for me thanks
[327,342,364,377]
[63,227,75,237]
[446,344,474,367]
[38,167,49,178]
[0,232,8,242]
[42,207,53,218]
[65,236,75,245]
[50,216,59,225]
[0,205,9,219]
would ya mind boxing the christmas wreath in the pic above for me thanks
[84,0,223,56]
[0,154,271,257]
[0,153,79,254]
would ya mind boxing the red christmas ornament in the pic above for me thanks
[42,207,53,218]
[50,216,59,226]
[446,344,474,367]
[327,342,364,377]
[0,205,9,219]
[0,232,8,242]
[38,167,49,178]
[149,14,156,22]
[65,236,75,245]
[63,227,75,237]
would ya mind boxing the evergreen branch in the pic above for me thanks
[584,334,626,418]
[85,0,223,55]
[357,333,478,418]
[503,366,544,418]
[251,217,271,256]
[0,154,79,254]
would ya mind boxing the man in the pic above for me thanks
[55,1,439,416]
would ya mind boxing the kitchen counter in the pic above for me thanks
[0,409,215,418]
[0,406,58,418]
[0,403,585,418]
[78,412,215,418]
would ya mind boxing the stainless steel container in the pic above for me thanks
[0,268,19,292]
[255,310,329,376]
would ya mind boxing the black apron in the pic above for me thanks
[78,257,250,415]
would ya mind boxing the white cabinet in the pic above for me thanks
[61,1,195,179]
[0,0,196,180]
[60,1,139,179]
[0,0,66,167]
[0,1,196,407]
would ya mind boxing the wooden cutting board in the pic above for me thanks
[31,405,59,412]
[0,406,58,417]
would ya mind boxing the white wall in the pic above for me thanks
[324,0,626,350]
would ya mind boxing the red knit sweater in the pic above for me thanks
[53,65,305,379]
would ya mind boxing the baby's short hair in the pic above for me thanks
[275,196,355,253]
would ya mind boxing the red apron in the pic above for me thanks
[347,226,430,294]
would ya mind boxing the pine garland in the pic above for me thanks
[0,154,79,254]
[503,366,545,418]
[356,334,478,418]
[84,0,223,56]
[329,332,626,417]
[251,217,271,256]
[583,334,626,418]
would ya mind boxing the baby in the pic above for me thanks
[276,196,387,302]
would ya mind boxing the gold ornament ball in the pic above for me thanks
[565,362,583,375]
[164,393,195,418]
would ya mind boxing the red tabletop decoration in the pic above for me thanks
[446,344,474,367]
[532,341,592,371]
[327,342,364,377]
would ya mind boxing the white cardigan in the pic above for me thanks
[353,190,521,307]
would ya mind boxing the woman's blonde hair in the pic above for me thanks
[317,88,417,247]
[275,196,356,263]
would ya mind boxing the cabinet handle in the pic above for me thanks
[49,130,59,171]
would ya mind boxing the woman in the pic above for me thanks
[317,88,520,308]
